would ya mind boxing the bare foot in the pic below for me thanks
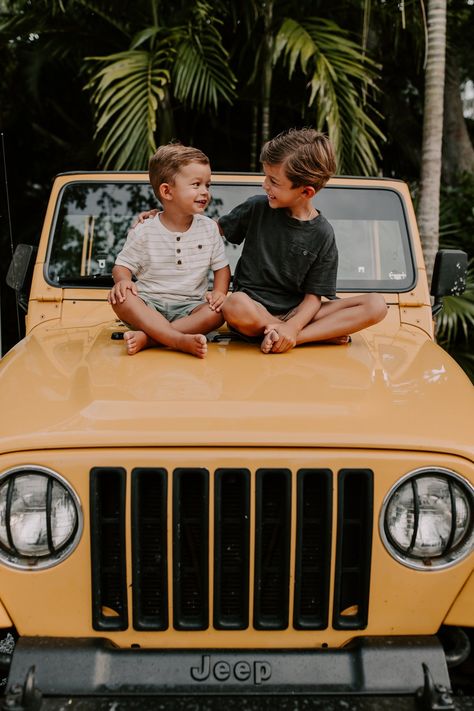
[261,329,279,354]
[178,333,208,358]
[124,330,153,355]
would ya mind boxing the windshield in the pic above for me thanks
[47,179,415,292]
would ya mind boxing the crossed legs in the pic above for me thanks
[111,293,224,358]
[221,292,387,353]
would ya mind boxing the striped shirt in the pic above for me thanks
[115,213,228,303]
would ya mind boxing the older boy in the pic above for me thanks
[108,143,231,358]
[220,128,387,353]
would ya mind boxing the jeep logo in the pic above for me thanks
[190,655,272,685]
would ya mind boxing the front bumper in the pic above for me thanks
[6,636,450,697]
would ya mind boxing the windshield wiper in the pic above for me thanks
[58,274,114,287]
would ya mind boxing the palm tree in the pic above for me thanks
[1,0,386,175]
[85,1,237,169]
[416,0,447,283]
[273,16,384,175]
[227,2,384,175]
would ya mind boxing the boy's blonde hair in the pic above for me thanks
[260,128,336,192]
[149,143,210,197]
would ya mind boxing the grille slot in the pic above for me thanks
[294,469,332,629]
[254,469,291,630]
[90,467,128,630]
[333,469,373,630]
[132,468,168,630]
[173,468,209,630]
[214,468,250,629]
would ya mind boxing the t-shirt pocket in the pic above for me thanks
[282,242,314,284]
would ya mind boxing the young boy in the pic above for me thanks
[108,143,231,358]
[219,128,387,353]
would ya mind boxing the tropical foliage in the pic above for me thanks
[436,173,474,380]
[273,17,383,174]
[0,0,384,173]
[85,2,237,169]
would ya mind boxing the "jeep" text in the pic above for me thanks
[190,655,272,685]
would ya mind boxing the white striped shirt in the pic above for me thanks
[115,213,228,303]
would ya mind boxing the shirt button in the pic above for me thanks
[177,248,181,253]
[198,244,202,249]
[303,250,308,256]
[176,236,181,241]
[177,260,182,265]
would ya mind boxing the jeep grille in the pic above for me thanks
[90,467,373,633]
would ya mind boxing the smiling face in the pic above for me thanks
[262,162,316,218]
[160,161,212,215]
[262,162,296,208]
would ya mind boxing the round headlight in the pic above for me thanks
[380,468,473,570]
[0,466,83,570]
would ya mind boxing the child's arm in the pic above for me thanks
[206,265,231,312]
[264,294,321,353]
[108,265,138,305]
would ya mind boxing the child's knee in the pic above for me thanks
[366,293,387,324]
[222,292,247,319]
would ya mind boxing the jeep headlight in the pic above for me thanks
[0,466,82,570]
[380,468,473,570]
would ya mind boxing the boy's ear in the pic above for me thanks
[301,185,316,199]
[159,183,173,201]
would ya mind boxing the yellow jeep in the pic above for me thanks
[0,172,473,708]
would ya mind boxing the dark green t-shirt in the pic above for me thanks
[219,195,338,314]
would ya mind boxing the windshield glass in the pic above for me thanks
[47,179,414,292]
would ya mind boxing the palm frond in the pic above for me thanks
[172,19,236,111]
[86,48,170,169]
[275,17,384,175]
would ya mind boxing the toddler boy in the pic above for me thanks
[108,143,231,358]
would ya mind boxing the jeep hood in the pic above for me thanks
[0,319,472,457]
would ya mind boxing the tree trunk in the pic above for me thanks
[158,86,176,146]
[417,0,447,284]
[442,50,474,185]
[261,0,274,148]
[250,102,259,172]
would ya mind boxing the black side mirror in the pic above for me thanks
[430,249,468,316]
[6,244,37,312]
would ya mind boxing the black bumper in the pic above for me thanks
[5,636,452,697]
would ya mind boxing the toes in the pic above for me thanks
[261,329,279,354]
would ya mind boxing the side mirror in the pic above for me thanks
[6,244,37,312]
[430,249,468,317]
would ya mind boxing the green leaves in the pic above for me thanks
[86,48,170,169]
[274,17,385,175]
[85,3,236,170]
[173,23,236,111]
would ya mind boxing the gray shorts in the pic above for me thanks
[141,296,206,322]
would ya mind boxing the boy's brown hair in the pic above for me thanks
[260,128,336,192]
[149,143,210,197]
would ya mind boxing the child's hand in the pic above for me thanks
[264,322,299,353]
[206,290,227,312]
[108,279,138,305]
[131,208,160,228]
